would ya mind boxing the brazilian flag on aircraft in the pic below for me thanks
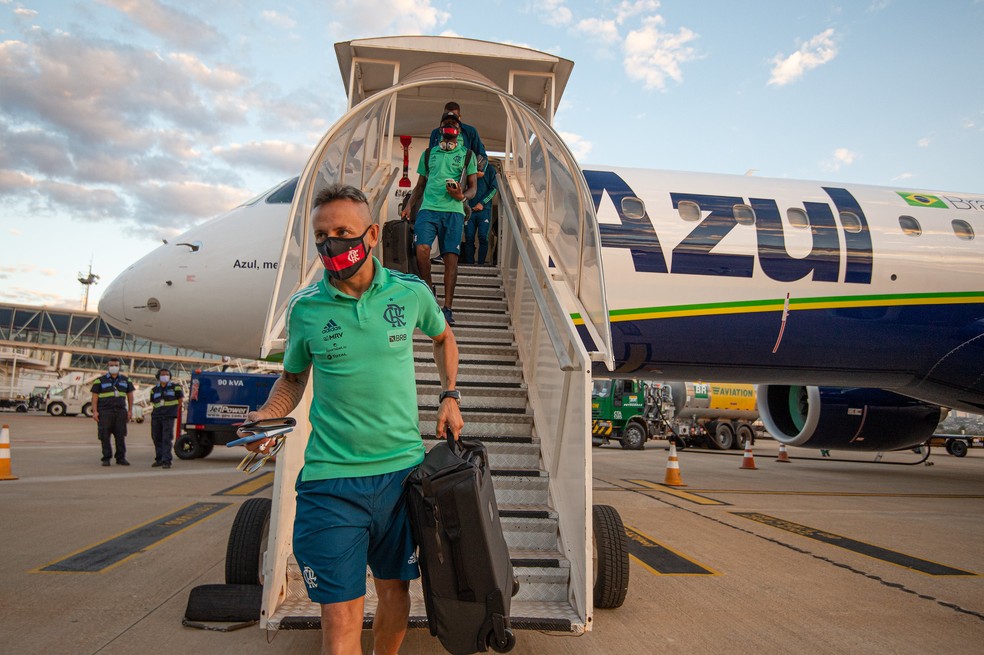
[897,191,947,209]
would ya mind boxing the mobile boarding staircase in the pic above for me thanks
[247,36,622,640]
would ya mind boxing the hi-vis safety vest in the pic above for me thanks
[93,374,133,410]
[151,383,182,410]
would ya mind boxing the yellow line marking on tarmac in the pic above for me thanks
[734,512,978,576]
[215,471,274,496]
[626,479,728,505]
[624,524,720,576]
[684,490,984,499]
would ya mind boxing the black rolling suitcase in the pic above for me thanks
[408,435,517,654]
[383,218,419,275]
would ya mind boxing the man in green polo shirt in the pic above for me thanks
[240,184,463,655]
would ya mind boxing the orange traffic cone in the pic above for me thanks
[663,442,687,486]
[0,424,17,481]
[740,440,758,470]
[776,443,791,463]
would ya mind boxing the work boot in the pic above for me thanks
[442,307,455,327]
[152,461,162,467]
[117,459,130,466]
[162,462,172,469]
[101,460,110,467]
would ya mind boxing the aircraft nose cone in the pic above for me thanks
[98,272,127,328]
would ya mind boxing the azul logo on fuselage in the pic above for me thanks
[584,170,873,285]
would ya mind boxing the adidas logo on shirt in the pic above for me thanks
[321,319,342,334]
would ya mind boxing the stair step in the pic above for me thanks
[413,326,514,344]
[415,364,523,385]
[413,342,518,358]
[417,387,527,410]
[420,440,540,469]
[418,411,532,438]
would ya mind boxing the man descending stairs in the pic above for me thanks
[269,262,581,632]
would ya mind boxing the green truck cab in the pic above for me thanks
[591,379,651,449]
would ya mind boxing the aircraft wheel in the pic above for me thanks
[949,440,968,458]
[175,434,202,460]
[592,504,629,609]
[620,424,646,450]
[226,498,272,585]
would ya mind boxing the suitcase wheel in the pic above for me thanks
[487,627,516,653]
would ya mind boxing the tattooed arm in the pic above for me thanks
[241,367,310,453]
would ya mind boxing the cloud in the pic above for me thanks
[917,137,931,147]
[9,227,22,236]
[211,141,312,176]
[0,285,78,309]
[96,0,222,52]
[535,0,573,27]
[892,172,914,182]
[14,7,37,18]
[820,147,858,172]
[260,10,296,30]
[575,18,620,44]
[623,17,699,90]
[0,27,325,232]
[559,131,592,162]
[615,0,662,24]
[41,268,58,276]
[131,180,253,226]
[326,0,450,36]
[768,28,838,86]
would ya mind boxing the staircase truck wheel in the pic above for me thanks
[592,504,629,609]
[226,498,272,585]
[620,423,647,450]
[48,402,66,417]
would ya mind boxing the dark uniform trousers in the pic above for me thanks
[151,413,176,464]
[99,408,128,462]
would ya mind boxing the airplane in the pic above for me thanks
[99,34,984,458]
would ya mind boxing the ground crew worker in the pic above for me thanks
[149,368,183,469]
[463,157,498,265]
[240,184,463,655]
[91,358,135,466]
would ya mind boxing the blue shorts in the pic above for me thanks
[293,466,419,604]
[414,209,464,256]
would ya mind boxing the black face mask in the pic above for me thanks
[316,226,372,280]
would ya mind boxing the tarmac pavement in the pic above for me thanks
[1,413,982,654]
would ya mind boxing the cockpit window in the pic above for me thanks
[267,177,299,204]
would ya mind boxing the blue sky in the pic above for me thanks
[1,0,982,309]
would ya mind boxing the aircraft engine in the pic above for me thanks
[756,385,943,451]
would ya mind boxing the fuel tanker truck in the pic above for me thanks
[591,380,760,450]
